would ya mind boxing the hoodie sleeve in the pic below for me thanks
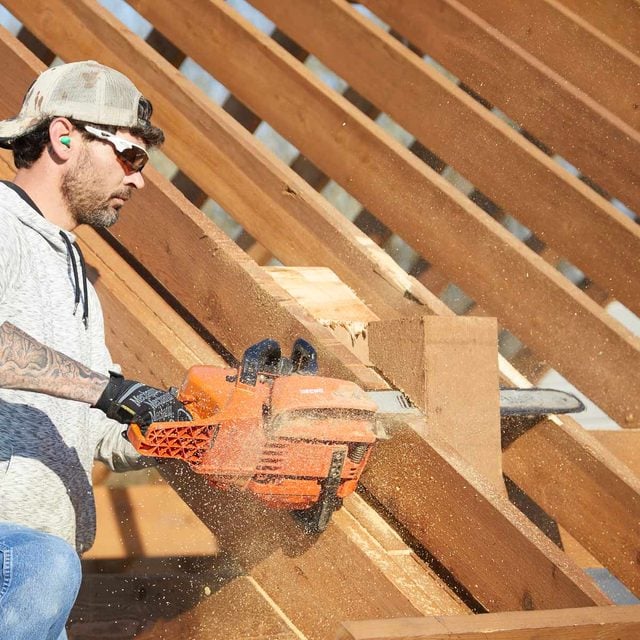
[92,414,157,471]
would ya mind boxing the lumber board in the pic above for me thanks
[591,430,640,477]
[342,495,468,615]
[360,426,608,611]
[112,0,640,428]
[336,604,640,639]
[556,0,640,57]
[70,573,300,640]
[1,0,445,321]
[78,229,226,384]
[458,0,640,131]
[160,463,427,639]
[251,0,640,317]
[360,0,640,214]
[502,415,640,597]
[333,503,467,617]
[86,485,220,560]
[0,16,619,615]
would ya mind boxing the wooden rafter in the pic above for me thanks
[250,0,640,316]
[360,0,640,214]
[554,0,640,57]
[457,0,640,131]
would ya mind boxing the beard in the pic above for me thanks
[61,148,131,229]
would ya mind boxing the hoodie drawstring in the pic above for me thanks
[59,231,89,329]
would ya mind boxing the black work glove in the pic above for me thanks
[94,372,192,428]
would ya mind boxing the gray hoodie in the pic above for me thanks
[0,182,149,553]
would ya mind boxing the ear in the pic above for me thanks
[49,117,74,160]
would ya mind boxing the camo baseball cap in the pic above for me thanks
[0,60,152,148]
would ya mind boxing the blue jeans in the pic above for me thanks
[0,522,81,640]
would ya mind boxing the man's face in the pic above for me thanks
[61,129,146,229]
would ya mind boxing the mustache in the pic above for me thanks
[110,188,132,201]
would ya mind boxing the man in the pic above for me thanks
[0,60,190,639]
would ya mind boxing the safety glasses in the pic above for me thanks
[83,125,149,174]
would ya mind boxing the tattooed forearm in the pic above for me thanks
[0,321,108,405]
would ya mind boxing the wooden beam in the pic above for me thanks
[360,0,640,214]
[590,430,640,477]
[361,425,608,611]
[458,0,640,131]
[251,0,640,317]
[78,229,226,384]
[71,572,300,640]
[102,0,640,428]
[337,605,640,639]
[555,0,640,57]
[342,495,468,615]
[108,177,612,608]
[503,414,640,597]
[104,173,615,607]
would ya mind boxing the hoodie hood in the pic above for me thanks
[0,181,89,327]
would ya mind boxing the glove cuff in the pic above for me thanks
[93,371,125,412]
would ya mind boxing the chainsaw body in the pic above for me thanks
[127,339,377,532]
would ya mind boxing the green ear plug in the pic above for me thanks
[60,136,71,148]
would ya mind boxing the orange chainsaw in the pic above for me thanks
[127,339,378,533]
[127,339,585,533]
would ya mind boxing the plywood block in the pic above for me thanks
[337,604,640,639]
[266,266,380,362]
[369,316,502,489]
